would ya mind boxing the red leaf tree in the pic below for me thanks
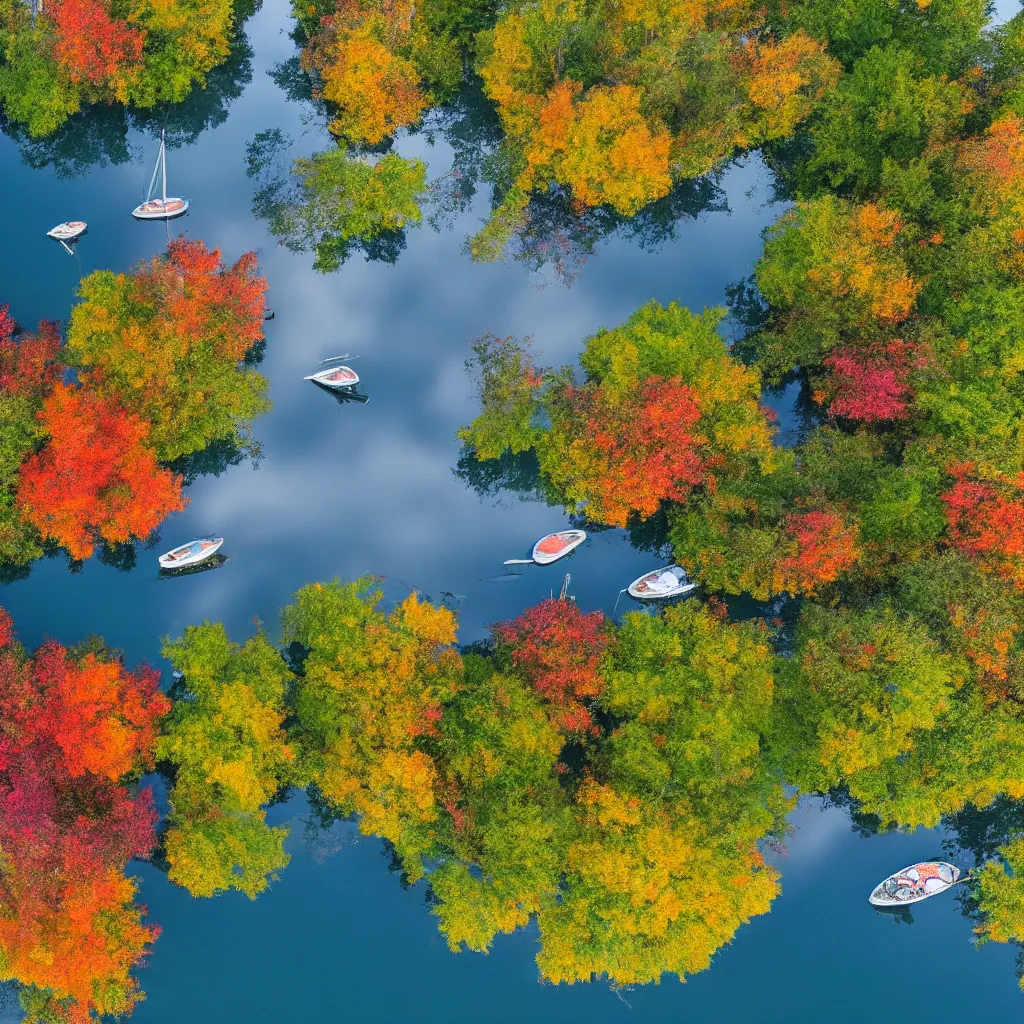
[943,470,1024,587]
[777,510,860,595]
[0,608,168,1022]
[555,377,710,527]
[17,383,186,560]
[48,0,145,89]
[493,599,608,734]
[823,340,916,422]
[0,306,64,399]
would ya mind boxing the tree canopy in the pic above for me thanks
[0,0,250,136]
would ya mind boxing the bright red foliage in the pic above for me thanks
[824,340,915,421]
[30,645,168,781]
[493,599,607,733]
[778,510,860,595]
[17,383,186,560]
[0,609,165,1022]
[0,308,64,399]
[563,377,709,526]
[156,239,267,358]
[943,472,1024,587]
[48,0,145,89]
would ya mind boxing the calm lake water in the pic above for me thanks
[2,1,1024,1020]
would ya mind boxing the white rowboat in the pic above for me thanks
[132,129,189,221]
[304,365,360,388]
[158,537,224,570]
[47,221,87,241]
[868,862,961,907]
[628,565,697,600]
[532,530,587,565]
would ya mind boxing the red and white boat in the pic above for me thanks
[504,530,588,566]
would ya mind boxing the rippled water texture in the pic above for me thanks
[2,1,1023,1020]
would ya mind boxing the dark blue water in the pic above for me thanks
[1,1,1022,1019]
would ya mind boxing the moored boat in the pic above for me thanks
[158,537,224,570]
[304,365,360,388]
[46,221,87,241]
[532,529,587,565]
[132,129,189,221]
[133,197,189,220]
[868,862,961,906]
[627,565,697,600]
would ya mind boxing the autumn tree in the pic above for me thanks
[297,0,468,145]
[491,598,606,734]
[533,604,786,985]
[976,837,1024,986]
[17,383,185,561]
[0,306,63,568]
[284,579,462,874]
[65,239,269,462]
[159,623,297,899]
[0,607,167,1023]
[460,301,776,529]
[0,0,244,136]
[468,0,839,257]
[248,136,427,273]
[426,598,786,985]
[428,651,571,954]
[773,604,958,814]
[752,196,921,383]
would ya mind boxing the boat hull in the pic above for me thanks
[305,366,360,388]
[868,862,961,906]
[158,537,224,570]
[532,530,587,565]
[628,565,697,600]
[47,221,87,240]
[132,199,190,220]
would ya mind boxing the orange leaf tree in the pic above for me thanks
[65,239,269,462]
[0,607,168,1022]
[17,383,186,560]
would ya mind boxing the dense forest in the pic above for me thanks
[3,0,1024,1020]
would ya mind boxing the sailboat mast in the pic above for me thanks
[161,129,168,204]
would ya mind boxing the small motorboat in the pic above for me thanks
[628,565,697,601]
[503,530,587,567]
[533,530,586,564]
[868,862,962,907]
[132,129,189,221]
[158,537,224,571]
[304,365,360,388]
[501,529,588,566]
[46,221,87,241]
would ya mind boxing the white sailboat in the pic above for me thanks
[132,129,189,221]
